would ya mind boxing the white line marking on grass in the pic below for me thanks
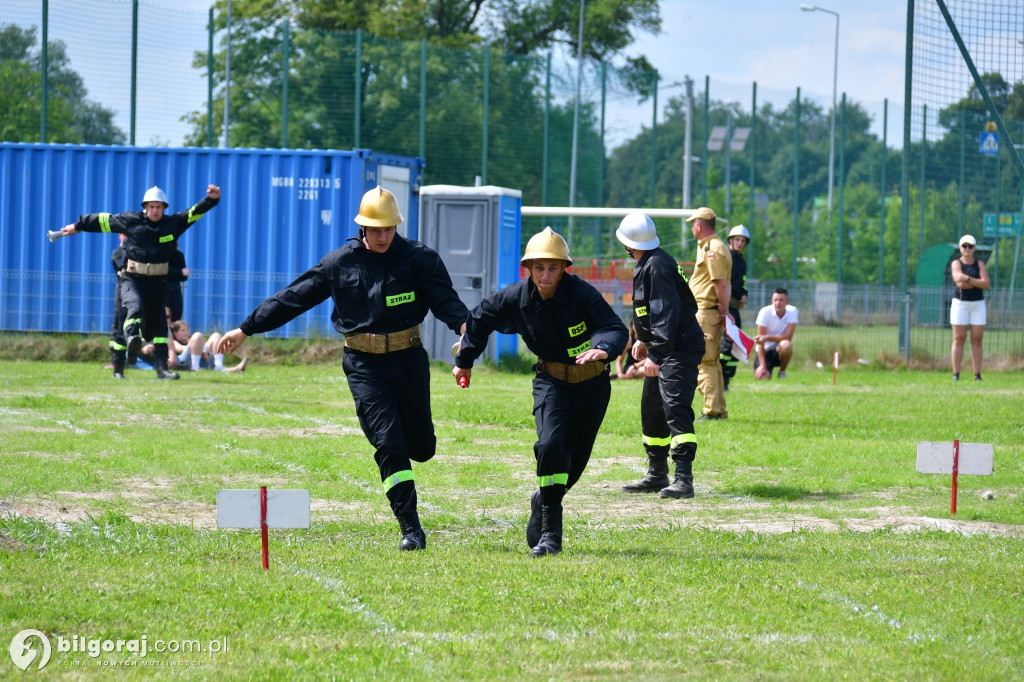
[797,581,940,642]
[291,567,431,672]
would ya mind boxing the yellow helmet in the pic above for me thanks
[520,226,572,266]
[354,186,404,227]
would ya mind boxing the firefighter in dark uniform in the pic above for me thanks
[616,212,705,499]
[216,187,468,552]
[720,224,749,390]
[165,239,189,323]
[453,227,627,556]
[60,184,220,380]
[109,233,129,378]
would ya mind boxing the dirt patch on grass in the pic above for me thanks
[0,530,30,552]
[3,479,1022,538]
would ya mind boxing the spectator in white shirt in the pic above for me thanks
[754,288,798,380]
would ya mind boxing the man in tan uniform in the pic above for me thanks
[686,207,732,420]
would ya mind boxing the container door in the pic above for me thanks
[421,198,491,362]
[380,165,412,238]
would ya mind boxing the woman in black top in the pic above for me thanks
[949,234,990,381]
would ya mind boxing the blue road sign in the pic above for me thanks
[979,132,999,156]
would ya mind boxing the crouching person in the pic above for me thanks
[452,227,627,557]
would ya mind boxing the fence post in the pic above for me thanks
[482,45,490,185]
[958,104,965,236]
[354,29,362,148]
[919,104,926,260]
[899,0,914,356]
[880,98,887,285]
[41,0,49,143]
[207,8,214,147]
[650,70,658,208]
[703,75,709,207]
[600,62,606,209]
[130,0,138,145]
[281,20,289,148]
[419,40,427,161]
[994,144,1001,288]
[749,81,757,280]
[838,92,846,323]
[792,87,800,283]
[542,53,550,206]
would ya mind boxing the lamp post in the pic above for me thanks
[800,4,839,217]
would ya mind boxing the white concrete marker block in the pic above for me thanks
[217,489,311,529]
[916,442,994,476]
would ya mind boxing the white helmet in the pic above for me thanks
[728,224,750,241]
[141,186,169,208]
[616,211,659,250]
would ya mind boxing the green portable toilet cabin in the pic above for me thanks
[915,242,992,325]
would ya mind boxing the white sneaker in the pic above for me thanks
[778,370,787,379]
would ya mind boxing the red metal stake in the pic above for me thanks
[260,485,269,569]
[832,351,838,385]
[951,440,959,515]
[458,376,468,388]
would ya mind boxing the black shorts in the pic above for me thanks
[754,349,781,373]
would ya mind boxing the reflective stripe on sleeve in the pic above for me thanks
[152,337,168,344]
[98,213,112,232]
[123,318,142,330]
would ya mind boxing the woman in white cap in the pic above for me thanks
[949,234,989,381]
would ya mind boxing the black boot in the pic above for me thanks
[126,334,142,366]
[530,504,563,557]
[155,359,180,380]
[622,456,669,493]
[660,454,694,499]
[526,489,543,548]
[388,481,426,551]
[397,509,426,551]
[113,357,126,380]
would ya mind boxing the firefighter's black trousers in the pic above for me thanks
[120,274,169,361]
[344,346,436,485]
[640,318,705,460]
[109,278,127,364]
[531,371,611,496]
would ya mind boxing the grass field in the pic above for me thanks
[1,359,1023,679]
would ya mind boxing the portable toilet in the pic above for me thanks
[915,242,992,325]
[418,185,522,363]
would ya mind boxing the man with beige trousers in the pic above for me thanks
[686,207,732,420]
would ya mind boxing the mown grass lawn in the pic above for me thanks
[1,360,1022,679]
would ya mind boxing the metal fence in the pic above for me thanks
[2,0,1023,363]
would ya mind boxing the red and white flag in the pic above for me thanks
[725,316,755,364]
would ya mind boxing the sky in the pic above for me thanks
[4,0,916,146]
[167,0,911,145]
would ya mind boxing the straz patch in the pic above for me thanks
[567,340,592,357]
[159,234,174,243]
[386,292,415,307]
[568,321,587,337]
[635,305,648,317]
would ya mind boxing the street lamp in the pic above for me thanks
[800,4,839,217]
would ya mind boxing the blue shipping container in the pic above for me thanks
[0,143,424,337]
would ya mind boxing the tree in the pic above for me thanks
[0,24,125,144]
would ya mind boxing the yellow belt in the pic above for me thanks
[536,360,607,384]
[344,325,422,354]
[125,259,169,276]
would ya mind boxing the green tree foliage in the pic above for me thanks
[186,0,658,195]
[0,24,125,145]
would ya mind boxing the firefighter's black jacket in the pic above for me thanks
[456,273,627,369]
[730,249,747,301]
[239,234,468,337]
[631,248,699,366]
[76,196,219,265]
